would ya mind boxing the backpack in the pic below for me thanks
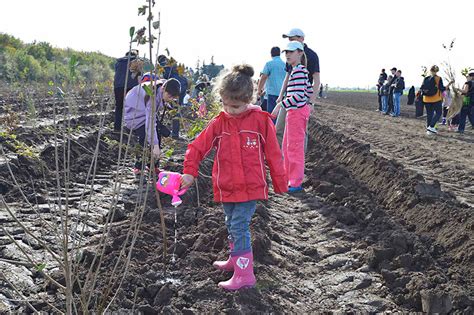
[421,76,438,96]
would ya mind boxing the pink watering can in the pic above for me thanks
[156,171,188,207]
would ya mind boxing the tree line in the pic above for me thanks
[0,33,115,84]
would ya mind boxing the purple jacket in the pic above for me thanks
[124,84,164,145]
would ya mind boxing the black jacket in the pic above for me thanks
[393,76,405,93]
[113,55,139,89]
[378,72,388,86]
[407,86,415,105]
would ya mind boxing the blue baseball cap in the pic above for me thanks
[282,41,304,53]
[282,28,305,38]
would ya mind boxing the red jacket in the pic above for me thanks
[183,108,288,203]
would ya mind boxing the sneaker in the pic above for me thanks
[288,186,303,193]
[455,129,464,134]
[426,126,437,134]
[441,118,446,125]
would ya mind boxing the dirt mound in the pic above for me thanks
[2,91,473,313]
[72,119,472,313]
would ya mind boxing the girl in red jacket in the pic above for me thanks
[180,64,288,291]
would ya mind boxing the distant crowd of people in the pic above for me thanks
[376,67,405,117]
[376,66,474,135]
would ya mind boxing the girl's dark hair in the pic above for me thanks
[163,78,181,97]
[215,64,254,103]
[143,78,181,104]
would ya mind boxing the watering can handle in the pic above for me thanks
[177,188,187,195]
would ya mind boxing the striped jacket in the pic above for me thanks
[282,64,313,110]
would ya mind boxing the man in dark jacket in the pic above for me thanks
[158,55,189,139]
[377,69,388,111]
[386,67,397,115]
[391,70,405,117]
[113,50,139,131]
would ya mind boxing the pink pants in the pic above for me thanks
[282,105,311,187]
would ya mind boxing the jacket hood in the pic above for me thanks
[220,106,268,120]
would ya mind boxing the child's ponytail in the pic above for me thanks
[301,50,307,68]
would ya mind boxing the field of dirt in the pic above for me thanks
[0,90,473,313]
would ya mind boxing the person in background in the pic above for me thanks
[324,84,329,98]
[183,90,191,106]
[272,41,313,193]
[457,70,474,134]
[377,69,388,111]
[257,47,286,115]
[197,91,207,117]
[385,67,397,115]
[380,76,392,114]
[180,65,287,291]
[276,28,320,146]
[391,70,405,117]
[113,50,140,131]
[441,81,454,125]
[319,84,324,98]
[407,86,416,105]
[415,89,424,118]
[422,65,446,135]
[158,55,189,139]
[123,73,181,174]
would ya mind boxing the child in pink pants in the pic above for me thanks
[272,41,313,193]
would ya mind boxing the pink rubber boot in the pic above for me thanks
[218,251,256,291]
[213,242,234,271]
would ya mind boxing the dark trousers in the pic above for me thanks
[458,104,474,132]
[415,100,424,117]
[377,86,382,111]
[425,101,443,128]
[387,92,394,114]
[443,107,448,119]
[114,87,132,131]
[132,124,161,169]
[267,95,278,114]
[260,98,268,112]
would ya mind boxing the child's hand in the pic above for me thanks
[180,174,195,189]
[271,104,281,118]
[152,145,161,159]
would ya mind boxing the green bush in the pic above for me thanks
[0,33,115,85]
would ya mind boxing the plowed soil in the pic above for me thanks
[1,91,473,313]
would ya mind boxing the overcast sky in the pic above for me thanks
[1,0,472,88]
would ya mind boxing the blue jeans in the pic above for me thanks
[426,101,443,128]
[381,95,388,113]
[393,92,401,116]
[267,94,278,115]
[223,201,256,253]
[458,104,474,132]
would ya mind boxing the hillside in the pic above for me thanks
[0,33,115,84]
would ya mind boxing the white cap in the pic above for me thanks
[282,28,305,38]
[282,41,304,52]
